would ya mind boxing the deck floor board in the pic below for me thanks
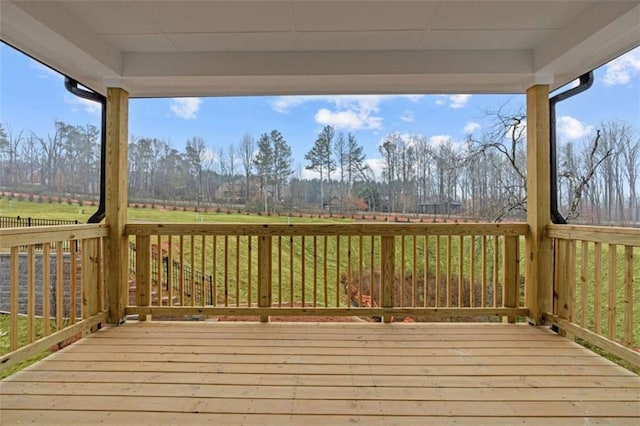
[1,322,639,425]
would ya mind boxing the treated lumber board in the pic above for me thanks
[0,224,108,247]
[68,337,578,349]
[2,411,639,426]
[3,382,638,402]
[7,370,640,389]
[29,360,626,376]
[547,224,640,246]
[65,345,596,357]
[47,351,610,366]
[2,395,639,417]
[125,306,529,318]
[126,222,529,237]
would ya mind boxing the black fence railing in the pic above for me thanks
[0,215,79,228]
[129,243,213,306]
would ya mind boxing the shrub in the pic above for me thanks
[78,200,83,207]
[17,195,24,202]
[28,194,34,202]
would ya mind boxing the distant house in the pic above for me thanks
[214,176,262,203]
[418,199,463,215]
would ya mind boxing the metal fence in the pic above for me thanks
[0,215,79,228]
[129,242,213,306]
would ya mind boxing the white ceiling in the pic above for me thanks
[1,0,639,97]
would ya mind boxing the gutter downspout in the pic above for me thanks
[64,77,107,224]
[549,72,594,224]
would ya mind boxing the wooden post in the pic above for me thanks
[258,236,272,322]
[525,84,552,325]
[104,87,129,325]
[502,236,519,323]
[82,239,100,319]
[381,235,395,323]
[136,235,152,321]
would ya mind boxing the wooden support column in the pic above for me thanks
[104,87,129,325]
[525,84,552,325]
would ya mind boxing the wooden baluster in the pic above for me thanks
[424,235,429,307]
[381,235,395,323]
[136,235,151,321]
[580,240,588,328]
[412,236,417,308]
[470,236,476,308]
[258,236,272,322]
[301,236,306,308]
[248,236,253,307]
[503,236,519,323]
[236,236,241,307]
[435,236,441,307]
[593,242,602,335]
[43,243,51,336]
[10,247,19,351]
[608,244,617,340]
[313,236,318,307]
[400,236,405,307]
[56,242,64,330]
[70,240,77,324]
[27,245,35,343]
[179,235,185,306]
[458,235,464,308]
[623,246,633,347]
[446,235,452,307]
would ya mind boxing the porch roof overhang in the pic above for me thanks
[1,0,639,98]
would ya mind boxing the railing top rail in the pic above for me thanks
[0,224,109,247]
[126,222,528,237]
[547,224,640,246]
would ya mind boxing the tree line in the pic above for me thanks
[1,113,638,224]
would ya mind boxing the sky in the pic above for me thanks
[1,41,639,179]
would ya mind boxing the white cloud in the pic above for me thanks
[364,158,385,180]
[429,135,453,147]
[270,95,424,131]
[463,121,481,134]
[435,94,472,109]
[602,47,640,86]
[449,94,472,109]
[313,96,385,130]
[170,98,202,120]
[64,94,101,114]
[557,115,594,142]
[400,110,414,123]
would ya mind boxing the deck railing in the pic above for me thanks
[548,224,640,367]
[0,224,108,369]
[125,223,529,322]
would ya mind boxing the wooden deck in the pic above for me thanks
[1,322,639,425]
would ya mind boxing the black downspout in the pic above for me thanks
[549,72,594,224]
[64,77,107,224]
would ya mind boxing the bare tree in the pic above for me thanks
[239,133,254,206]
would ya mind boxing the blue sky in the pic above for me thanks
[1,42,639,178]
